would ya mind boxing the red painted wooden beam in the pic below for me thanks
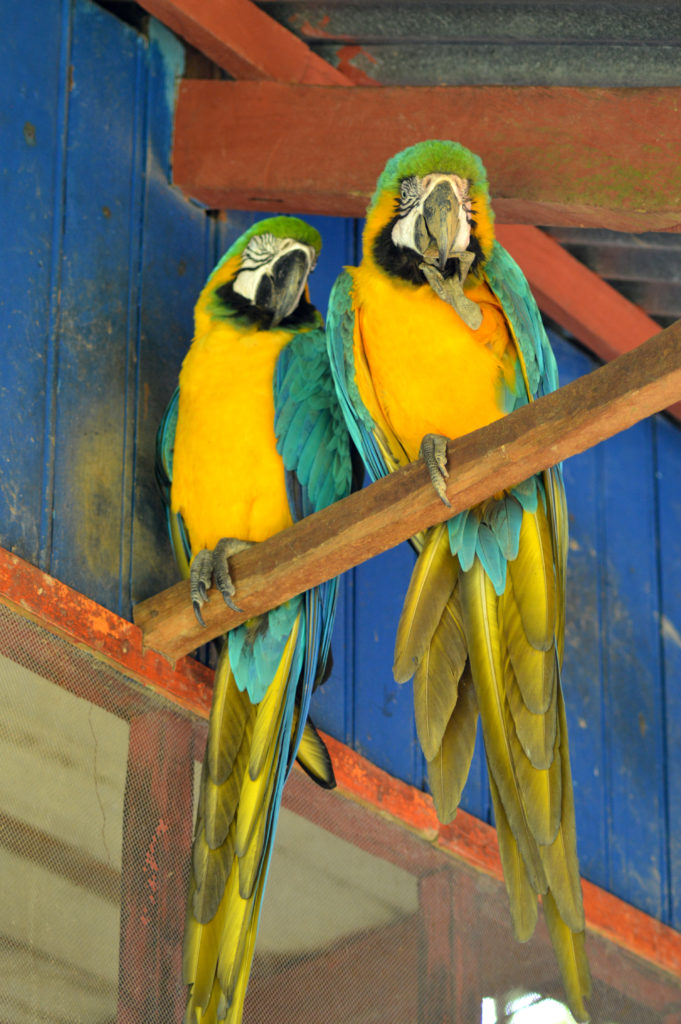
[496,225,681,424]
[139,0,351,84]
[0,547,213,719]
[172,81,681,230]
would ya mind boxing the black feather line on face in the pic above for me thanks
[211,278,319,330]
[372,210,485,285]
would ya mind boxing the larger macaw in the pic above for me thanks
[326,141,591,1021]
[156,216,354,1023]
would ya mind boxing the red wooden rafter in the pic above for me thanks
[138,0,351,84]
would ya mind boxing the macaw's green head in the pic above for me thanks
[363,140,495,286]
[198,216,323,332]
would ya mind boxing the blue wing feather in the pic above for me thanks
[485,240,559,401]
[484,240,567,586]
[326,270,390,483]
[155,385,191,577]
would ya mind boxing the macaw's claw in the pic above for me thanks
[189,538,253,626]
[420,433,452,508]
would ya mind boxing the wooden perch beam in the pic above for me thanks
[173,81,681,230]
[139,0,351,84]
[134,318,681,663]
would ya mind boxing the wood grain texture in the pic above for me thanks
[134,317,681,661]
[139,0,351,83]
[172,80,681,229]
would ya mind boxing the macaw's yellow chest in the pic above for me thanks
[352,266,517,463]
[171,323,293,552]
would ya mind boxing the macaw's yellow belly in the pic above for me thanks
[352,265,517,463]
[171,323,293,553]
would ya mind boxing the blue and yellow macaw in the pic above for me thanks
[327,141,591,1021]
[156,216,354,1023]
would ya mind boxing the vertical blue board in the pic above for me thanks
[0,1,69,563]
[600,415,667,920]
[551,336,609,889]
[50,0,147,615]
[130,20,215,611]
[554,332,671,923]
[652,415,681,928]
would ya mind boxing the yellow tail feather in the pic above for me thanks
[426,663,478,822]
[393,522,459,684]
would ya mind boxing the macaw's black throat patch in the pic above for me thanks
[211,278,318,331]
[373,215,485,285]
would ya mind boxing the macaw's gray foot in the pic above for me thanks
[190,538,253,626]
[420,433,452,508]
[419,249,482,331]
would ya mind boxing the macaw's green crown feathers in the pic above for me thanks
[217,216,322,273]
[369,140,491,215]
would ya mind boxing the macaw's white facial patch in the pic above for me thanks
[233,235,317,305]
[391,173,472,257]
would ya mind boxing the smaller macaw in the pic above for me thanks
[156,216,354,1023]
[326,141,590,1021]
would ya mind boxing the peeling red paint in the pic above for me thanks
[334,45,379,86]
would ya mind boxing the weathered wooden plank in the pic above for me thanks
[601,417,667,920]
[550,338,609,889]
[172,81,681,230]
[655,416,681,930]
[0,1,68,564]
[117,711,193,1024]
[138,0,351,83]
[50,1,146,616]
[134,317,681,662]
[132,21,217,612]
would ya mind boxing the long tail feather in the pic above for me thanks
[426,662,478,822]
[542,890,591,1023]
[488,772,538,942]
[413,591,467,761]
[394,522,459,683]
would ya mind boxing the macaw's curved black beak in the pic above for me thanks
[257,248,310,327]
[417,180,460,271]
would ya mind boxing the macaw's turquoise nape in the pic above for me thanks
[326,141,591,1022]
[156,216,355,1024]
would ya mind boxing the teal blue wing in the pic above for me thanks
[273,324,356,767]
[445,240,566,594]
[274,326,354,520]
[485,240,560,402]
[453,239,567,599]
[326,269,392,483]
[155,385,191,579]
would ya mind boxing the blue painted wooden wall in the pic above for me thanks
[2,0,680,937]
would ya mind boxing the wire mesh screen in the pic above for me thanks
[1,600,681,1024]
